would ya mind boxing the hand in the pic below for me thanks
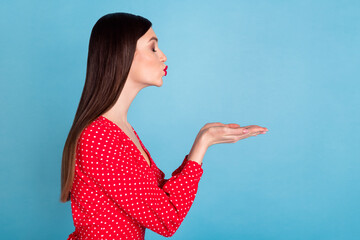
[200,122,268,148]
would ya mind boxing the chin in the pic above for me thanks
[145,77,163,87]
[154,78,163,87]
[143,79,161,87]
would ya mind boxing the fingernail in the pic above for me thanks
[243,129,249,133]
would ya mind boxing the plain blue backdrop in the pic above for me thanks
[0,0,359,239]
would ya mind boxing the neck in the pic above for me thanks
[101,78,144,128]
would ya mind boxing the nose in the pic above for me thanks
[159,50,167,62]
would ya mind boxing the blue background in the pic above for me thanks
[1,0,359,239]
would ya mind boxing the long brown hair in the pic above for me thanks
[60,12,152,202]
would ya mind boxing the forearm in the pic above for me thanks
[187,134,208,166]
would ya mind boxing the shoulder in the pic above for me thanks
[76,117,135,168]
[78,116,126,149]
[81,117,113,139]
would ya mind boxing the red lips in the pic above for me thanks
[164,65,168,76]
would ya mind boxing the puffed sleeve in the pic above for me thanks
[80,124,204,237]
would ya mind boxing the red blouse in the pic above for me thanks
[67,115,204,239]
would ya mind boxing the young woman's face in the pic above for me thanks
[128,27,167,87]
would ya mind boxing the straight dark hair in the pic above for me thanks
[60,12,152,202]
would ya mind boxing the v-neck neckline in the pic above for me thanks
[99,115,152,169]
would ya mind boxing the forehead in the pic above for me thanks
[138,27,158,44]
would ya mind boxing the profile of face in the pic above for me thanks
[127,27,167,87]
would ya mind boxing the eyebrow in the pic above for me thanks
[148,37,158,43]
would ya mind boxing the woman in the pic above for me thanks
[60,12,268,239]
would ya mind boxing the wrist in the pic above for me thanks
[187,134,208,165]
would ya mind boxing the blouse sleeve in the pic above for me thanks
[158,154,203,189]
[80,125,204,237]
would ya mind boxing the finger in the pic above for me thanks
[243,125,268,132]
[201,122,226,132]
[229,126,269,142]
[240,126,268,136]
[205,122,226,128]
[224,126,251,135]
[226,123,241,128]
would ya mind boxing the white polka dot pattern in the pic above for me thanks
[67,116,204,239]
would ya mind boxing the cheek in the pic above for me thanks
[138,54,154,69]
[131,54,156,80]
